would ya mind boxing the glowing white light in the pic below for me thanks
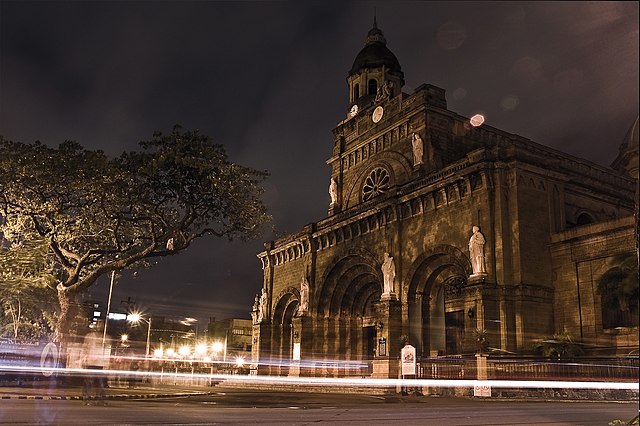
[153,348,164,358]
[470,114,485,127]
[120,334,128,342]
[211,342,223,353]
[165,348,175,357]
[127,313,141,322]
[195,343,207,355]
[178,345,191,357]
[203,356,212,362]
[235,357,245,367]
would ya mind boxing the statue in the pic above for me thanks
[251,294,260,324]
[258,288,269,322]
[375,81,393,102]
[329,177,338,205]
[298,275,310,315]
[468,225,487,276]
[383,80,393,98]
[381,252,396,296]
[412,133,424,166]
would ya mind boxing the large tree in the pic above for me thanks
[0,239,58,341]
[0,127,270,343]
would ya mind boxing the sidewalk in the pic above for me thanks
[0,381,217,401]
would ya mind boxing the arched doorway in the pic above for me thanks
[316,249,381,376]
[407,245,471,357]
[272,289,299,376]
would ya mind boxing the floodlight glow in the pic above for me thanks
[195,343,207,355]
[211,341,223,353]
[165,348,175,357]
[120,334,128,342]
[235,357,245,367]
[127,313,141,322]
[153,348,164,358]
[178,345,191,357]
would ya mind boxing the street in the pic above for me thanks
[1,388,637,425]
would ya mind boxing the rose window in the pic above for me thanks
[362,167,390,201]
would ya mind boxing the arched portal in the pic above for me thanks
[315,249,382,376]
[406,245,472,357]
[272,288,299,376]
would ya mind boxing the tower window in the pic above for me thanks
[368,79,378,96]
[354,84,360,100]
[576,212,595,226]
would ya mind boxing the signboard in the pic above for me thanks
[292,342,301,360]
[401,344,416,376]
[378,338,387,357]
[474,384,491,397]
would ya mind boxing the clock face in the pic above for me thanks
[349,104,359,117]
[372,106,384,123]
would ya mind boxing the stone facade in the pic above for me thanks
[250,23,638,377]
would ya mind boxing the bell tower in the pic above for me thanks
[346,16,405,115]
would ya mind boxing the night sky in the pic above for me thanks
[1,1,638,328]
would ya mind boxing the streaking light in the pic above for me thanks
[1,364,636,391]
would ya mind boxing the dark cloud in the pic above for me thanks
[1,1,637,324]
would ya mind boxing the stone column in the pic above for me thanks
[251,322,272,376]
[289,316,313,377]
[372,298,402,379]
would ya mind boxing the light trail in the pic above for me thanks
[1,364,637,391]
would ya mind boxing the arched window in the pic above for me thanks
[597,255,639,329]
[368,79,378,96]
[353,84,360,100]
[576,212,595,225]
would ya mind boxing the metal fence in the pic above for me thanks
[418,356,639,381]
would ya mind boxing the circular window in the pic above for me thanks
[362,167,390,201]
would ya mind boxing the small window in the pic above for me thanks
[576,212,595,225]
[368,79,378,96]
[354,84,360,100]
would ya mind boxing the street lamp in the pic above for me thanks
[127,312,152,358]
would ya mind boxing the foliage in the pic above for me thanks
[597,254,639,316]
[474,328,489,355]
[0,126,271,341]
[0,239,58,341]
[532,332,584,359]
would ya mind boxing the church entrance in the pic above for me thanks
[445,310,464,355]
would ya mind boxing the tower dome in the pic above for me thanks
[346,18,405,110]
[349,23,403,78]
[611,116,639,178]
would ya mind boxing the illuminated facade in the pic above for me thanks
[251,23,638,377]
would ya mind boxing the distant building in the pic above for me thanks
[206,317,252,358]
[251,21,638,378]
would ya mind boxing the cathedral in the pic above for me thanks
[250,21,638,378]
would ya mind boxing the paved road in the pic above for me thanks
[1,388,637,425]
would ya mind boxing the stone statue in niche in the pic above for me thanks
[298,275,310,316]
[329,177,338,205]
[412,133,424,166]
[374,80,393,103]
[251,294,260,324]
[468,225,487,276]
[381,252,396,297]
[257,288,269,322]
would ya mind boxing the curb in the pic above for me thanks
[0,391,215,401]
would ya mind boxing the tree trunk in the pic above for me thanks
[55,284,78,345]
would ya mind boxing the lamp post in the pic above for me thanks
[127,313,152,358]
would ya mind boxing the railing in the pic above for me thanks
[417,356,639,382]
